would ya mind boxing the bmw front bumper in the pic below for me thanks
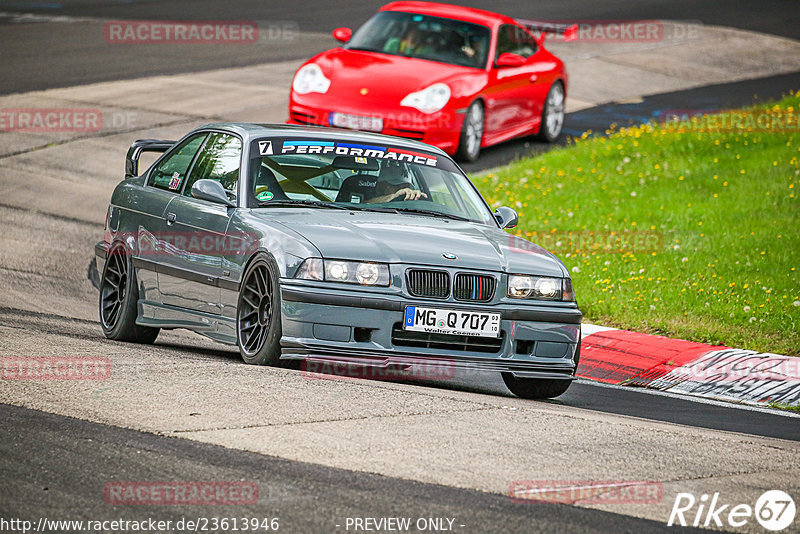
[279,282,581,380]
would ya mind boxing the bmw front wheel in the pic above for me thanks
[237,254,283,366]
[502,373,572,399]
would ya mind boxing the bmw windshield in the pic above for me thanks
[248,137,495,225]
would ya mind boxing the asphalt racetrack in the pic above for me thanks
[1,1,799,532]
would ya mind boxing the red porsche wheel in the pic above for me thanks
[455,101,484,162]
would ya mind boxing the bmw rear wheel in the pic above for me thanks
[502,373,572,399]
[237,254,283,366]
[455,101,484,162]
[537,81,565,142]
[99,244,159,343]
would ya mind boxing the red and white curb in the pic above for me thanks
[578,324,800,408]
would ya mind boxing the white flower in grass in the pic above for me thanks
[572,266,580,273]
[681,257,688,263]
[744,306,751,312]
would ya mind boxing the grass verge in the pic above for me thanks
[474,93,799,356]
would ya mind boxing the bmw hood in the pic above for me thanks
[260,210,568,278]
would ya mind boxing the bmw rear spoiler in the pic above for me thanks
[125,139,175,178]
[517,20,578,43]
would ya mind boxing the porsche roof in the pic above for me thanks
[380,1,514,27]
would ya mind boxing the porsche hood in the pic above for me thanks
[309,48,483,103]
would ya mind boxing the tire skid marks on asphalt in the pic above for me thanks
[650,349,800,406]
[579,325,800,407]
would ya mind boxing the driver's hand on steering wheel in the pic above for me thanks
[392,188,428,201]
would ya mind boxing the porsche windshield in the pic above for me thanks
[249,138,495,225]
[345,11,491,69]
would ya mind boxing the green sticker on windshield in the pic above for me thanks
[257,191,274,202]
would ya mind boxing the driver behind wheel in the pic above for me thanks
[367,161,428,203]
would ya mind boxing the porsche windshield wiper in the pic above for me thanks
[393,208,470,222]
[346,46,381,53]
[259,200,349,210]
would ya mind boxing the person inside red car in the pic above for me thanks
[367,162,428,203]
[383,27,431,56]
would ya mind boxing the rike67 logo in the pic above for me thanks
[668,490,796,531]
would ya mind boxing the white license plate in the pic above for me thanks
[403,306,501,338]
[329,112,383,132]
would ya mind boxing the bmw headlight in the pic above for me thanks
[400,83,451,114]
[292,63,331,95]
[507,275,574,301]
[295,258,390,286]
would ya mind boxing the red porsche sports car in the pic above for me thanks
[288,1,570,161]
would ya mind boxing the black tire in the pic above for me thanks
[237,254,284,366]
[536,81,565,142]
[455,100,484,162]
[99,244,159,344]
[502,373,572,400]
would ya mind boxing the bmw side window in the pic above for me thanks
[148,134,207,192]
[183,133,242,199]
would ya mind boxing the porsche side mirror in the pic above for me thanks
[333,27,352,43]
[494,206,519,229]
[191,179,235,208]
[495,53,526,68]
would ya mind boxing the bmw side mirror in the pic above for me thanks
[191,179,235,208]
[495,206,519,229]
[333,27,352,43]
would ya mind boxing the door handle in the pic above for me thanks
[166,212,176,226]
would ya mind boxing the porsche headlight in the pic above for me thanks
[292,63,331,95]
[400,83,451,114]
[508,275,573,301]
[295,258,390,286]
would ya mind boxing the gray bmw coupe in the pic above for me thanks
[96,123,581,399]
